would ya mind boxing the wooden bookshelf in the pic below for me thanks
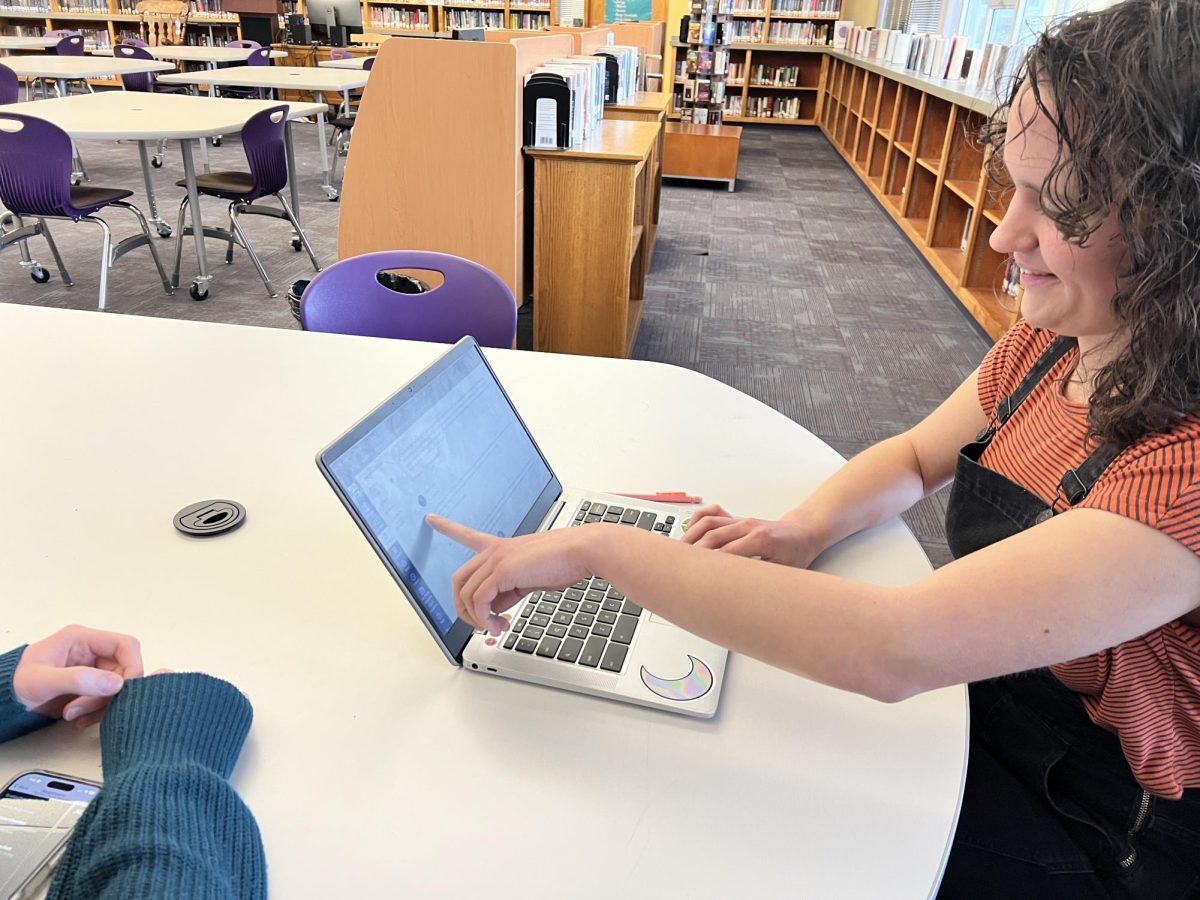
[0,1,240,84]
[603,89,668,256]
[364,0,437,33]
[717,2,837,47]
[671,41,825,125]
[339,32,575,308]
[819,54,1017,338]
[526,119,660,357]
[439,0,553,31]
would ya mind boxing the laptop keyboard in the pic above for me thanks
[498,501,675,673]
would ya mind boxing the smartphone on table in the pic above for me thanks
[0,771,100,900]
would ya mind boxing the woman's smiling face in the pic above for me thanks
[989,85,1127,343]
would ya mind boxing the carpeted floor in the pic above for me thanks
[0,120,993,565]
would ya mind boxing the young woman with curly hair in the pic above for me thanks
[430,1,1200,894]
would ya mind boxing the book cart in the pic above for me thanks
[819,53,1018,338]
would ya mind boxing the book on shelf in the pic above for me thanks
[958,47,974,80]
[523,56,604,149]
[714,46,728,74]
[556,57,606,137]
[889,31,910,65]
[831,18,850,49]
[944,34,966,80]
[594,45,639,102]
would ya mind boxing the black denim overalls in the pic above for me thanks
[936,337,1200,899]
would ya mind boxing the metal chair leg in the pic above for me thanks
[171,195,189,288]
[225,201,236,265]
[89,216,113,312]
[227,202,275,298]
[112,200,173,295]
[275,193,321,273]
[35,217,72,285]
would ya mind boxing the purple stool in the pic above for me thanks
[299,250,517,348]
[0,112,172,309]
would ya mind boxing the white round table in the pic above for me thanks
[0,305,968,899]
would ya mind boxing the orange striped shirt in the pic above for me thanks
[977,321,1200,798]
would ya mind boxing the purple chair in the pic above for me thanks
[44,29,78,55]
[226,39,261,49]
[171,105,319,299]
[329,48,351,59]
[217,45,272,100]
[328,56,372,183]
[0,112,172,309]
[121,37,150,48]
[114,44,185,169]
[299,250,518,348]
[54,34,85,55]
[0,61,16,104]
[0,64,71,287]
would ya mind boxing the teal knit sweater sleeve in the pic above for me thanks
[0,645,55,742]
[47,673,268,900]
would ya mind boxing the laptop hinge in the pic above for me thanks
[539,500,566,532]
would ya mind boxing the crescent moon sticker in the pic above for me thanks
[640,655,714,702]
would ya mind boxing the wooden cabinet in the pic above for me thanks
[526,120,660,358]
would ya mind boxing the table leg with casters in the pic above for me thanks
[312,90,337,201]
[176,139,211,301]
[137,140,172,239]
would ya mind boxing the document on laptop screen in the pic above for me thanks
[327,349,554,634]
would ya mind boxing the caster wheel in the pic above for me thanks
[189,283,209,301]
[156,224,173,239]
[151,157,163,169]
[291,238,302,252]
[29,266,50,284]
[212,136,222,147]
[71,177,82,186]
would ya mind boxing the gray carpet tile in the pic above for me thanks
[0,118,992,566]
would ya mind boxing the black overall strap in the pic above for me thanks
[994,336,1077,426]
[1058,441,1124,506]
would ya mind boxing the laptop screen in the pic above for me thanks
[319,339,562,650]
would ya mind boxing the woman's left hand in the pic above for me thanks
[13,625,145,728]
[426,514,601,633]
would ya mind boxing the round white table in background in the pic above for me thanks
[318,55,374,69]
[0,305,968,900]
[0,36,59,55]
[156,65,371,199]
[90,45,289,65]
[0,55,174,97]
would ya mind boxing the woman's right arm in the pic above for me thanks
[683,368,990,566]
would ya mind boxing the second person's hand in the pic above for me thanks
[13,625,145,729]
[682,504,827,569]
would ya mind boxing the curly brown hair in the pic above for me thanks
[980,0,1200,446]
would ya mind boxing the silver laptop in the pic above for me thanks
[317,337,728,718]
